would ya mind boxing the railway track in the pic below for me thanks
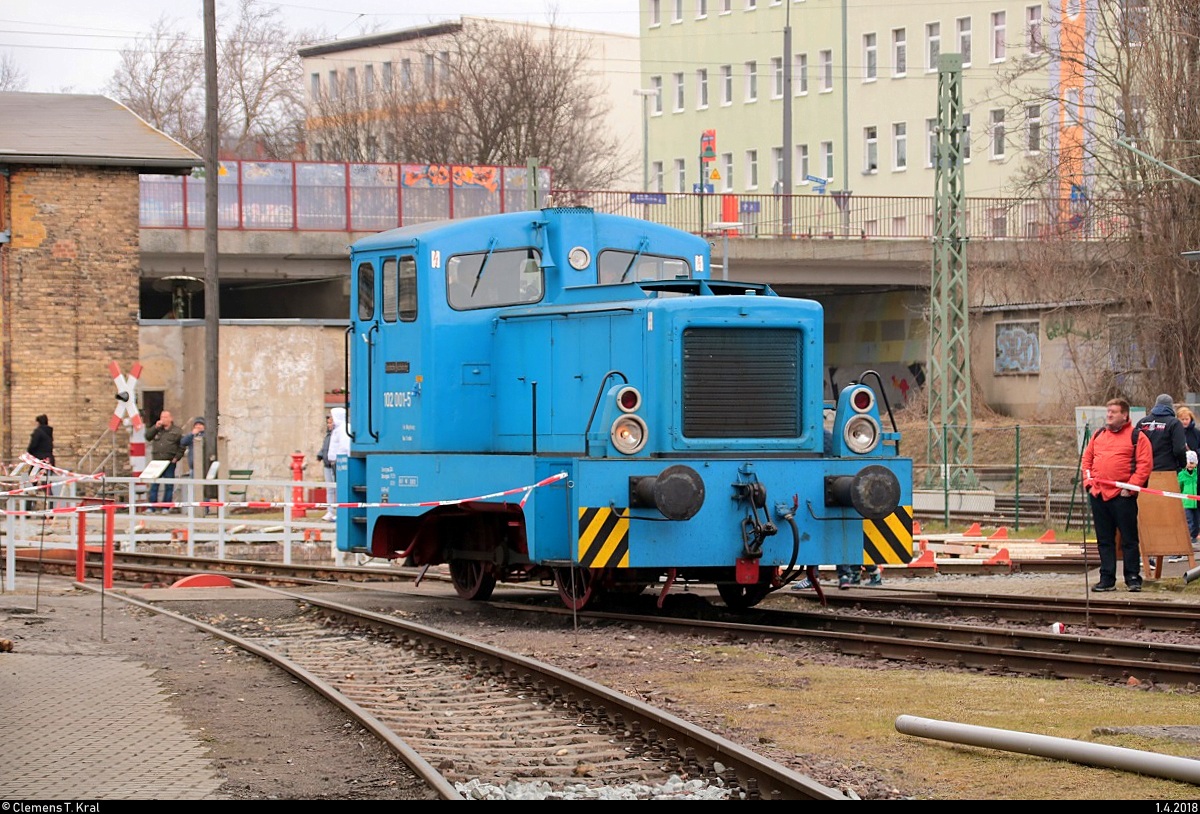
[796,586,1200,633]
[108,581,845,800]
[479,594,1200,688]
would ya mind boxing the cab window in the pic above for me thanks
[356,261,375,320]
[597,251,691,285]
[447,248,543,310]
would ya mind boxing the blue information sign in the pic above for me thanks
[739,201,761,214]
[692,183,715,194]
[805,174,828,185]
[630,192,667,205]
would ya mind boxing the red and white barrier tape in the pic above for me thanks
[1090,477,1200,502]
[0,461,568,518]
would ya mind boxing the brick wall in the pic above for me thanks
[4,166,140,473]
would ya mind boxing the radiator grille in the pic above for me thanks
[682,328,801,437]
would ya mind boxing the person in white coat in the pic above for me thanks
[323,407,351,521]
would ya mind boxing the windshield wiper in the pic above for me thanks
[619,237,650,283]
[471,237,499,297]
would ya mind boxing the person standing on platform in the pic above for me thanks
[1136,394,1187,473]
[179,417,207,512]
[1135,394,1191,570]
[1178,450,1200,548]
[317,413,335,521]
[1177,406,1200,456]
[145,410,185,511]
[323,407,350,522]
[1082,398,1153,592]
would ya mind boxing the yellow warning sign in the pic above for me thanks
[862,505,914,566]
[710,169,721,181]
[577,506,630,568]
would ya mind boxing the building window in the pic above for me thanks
[892,29,906,77]
[746,0,757,9]
[893,122,907,170]
[1117,93,1146,143]
[697,0,708,18]
[652,161,664,192]
[926,22,940,71]
[650,0,661,25]
[992,11,1006,62]
[401,59,412,89]
[771,57,784,98]
[963,112,972,161]
[327,70,338,99]
[424,54,435,86]
[1026,5,1043,54]
[346,67,357,97]
[439,52,450,83]
[863,126,878,173]
[382,62,393,90]
[651,76,663,113]
[1122,0,1148,46]
[721,0,731,13]
[721,152,733,191]
[926,117,937,167]
[745,149,759,188]
[721,65,733,104]
[772,146,784,190]
[673,0,683,22]
[674,72,685,111]
[819,49,833,92]
[1026,104,1041,152]
[990,109,1005,158]
[957,17,972,66]
[745,61,758,102]
[697,68,709,108]
[310,72,320,99]
[797,143,809,184]
[820,141,834,179]
[795,53,808,94]
[365,65,376,95]
[674,158,687,193]
[863,33,877,81]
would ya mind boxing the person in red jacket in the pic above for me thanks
[1081,398,1153,592]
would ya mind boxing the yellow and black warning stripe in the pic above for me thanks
[863,505,914,565]
[577,506,630,568]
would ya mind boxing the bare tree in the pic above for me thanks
[309,18,623,189]
[0,51,28,91]
[981,2,1200,405]
[105,0,313,158]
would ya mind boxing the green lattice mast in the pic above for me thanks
[927,53,975,488]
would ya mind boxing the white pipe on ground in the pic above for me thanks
[895,715,1200,785]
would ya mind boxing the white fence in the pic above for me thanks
[1,473,355,592]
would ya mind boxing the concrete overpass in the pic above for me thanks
[138,226,1067,317]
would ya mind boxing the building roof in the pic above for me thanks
[298,21,463,57]
[0,92,201,172]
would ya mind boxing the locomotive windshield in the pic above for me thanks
[598,250,691,285]
[447,248,543,310]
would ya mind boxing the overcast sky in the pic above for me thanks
[3,0,641,95]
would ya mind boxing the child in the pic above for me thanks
[1181,450,1200,548]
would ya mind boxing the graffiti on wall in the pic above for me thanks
[995,321,1041,374]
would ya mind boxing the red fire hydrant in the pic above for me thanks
[289,451,306,519]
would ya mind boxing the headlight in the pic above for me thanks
[843,414,880,454]
[568,246,591,270]
[611,414,648,454]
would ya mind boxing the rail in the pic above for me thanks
[140,159,1135,241]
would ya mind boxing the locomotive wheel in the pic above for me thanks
[449,558,496,601]
[717,580,773,610]
[554,566,599,611]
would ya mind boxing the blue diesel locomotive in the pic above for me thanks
[336,207,912,610]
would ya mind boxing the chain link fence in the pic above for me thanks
[909,424,1093,531]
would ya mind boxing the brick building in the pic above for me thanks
[0,93,199,471]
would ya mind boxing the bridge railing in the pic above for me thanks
[140,159,1133,241]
